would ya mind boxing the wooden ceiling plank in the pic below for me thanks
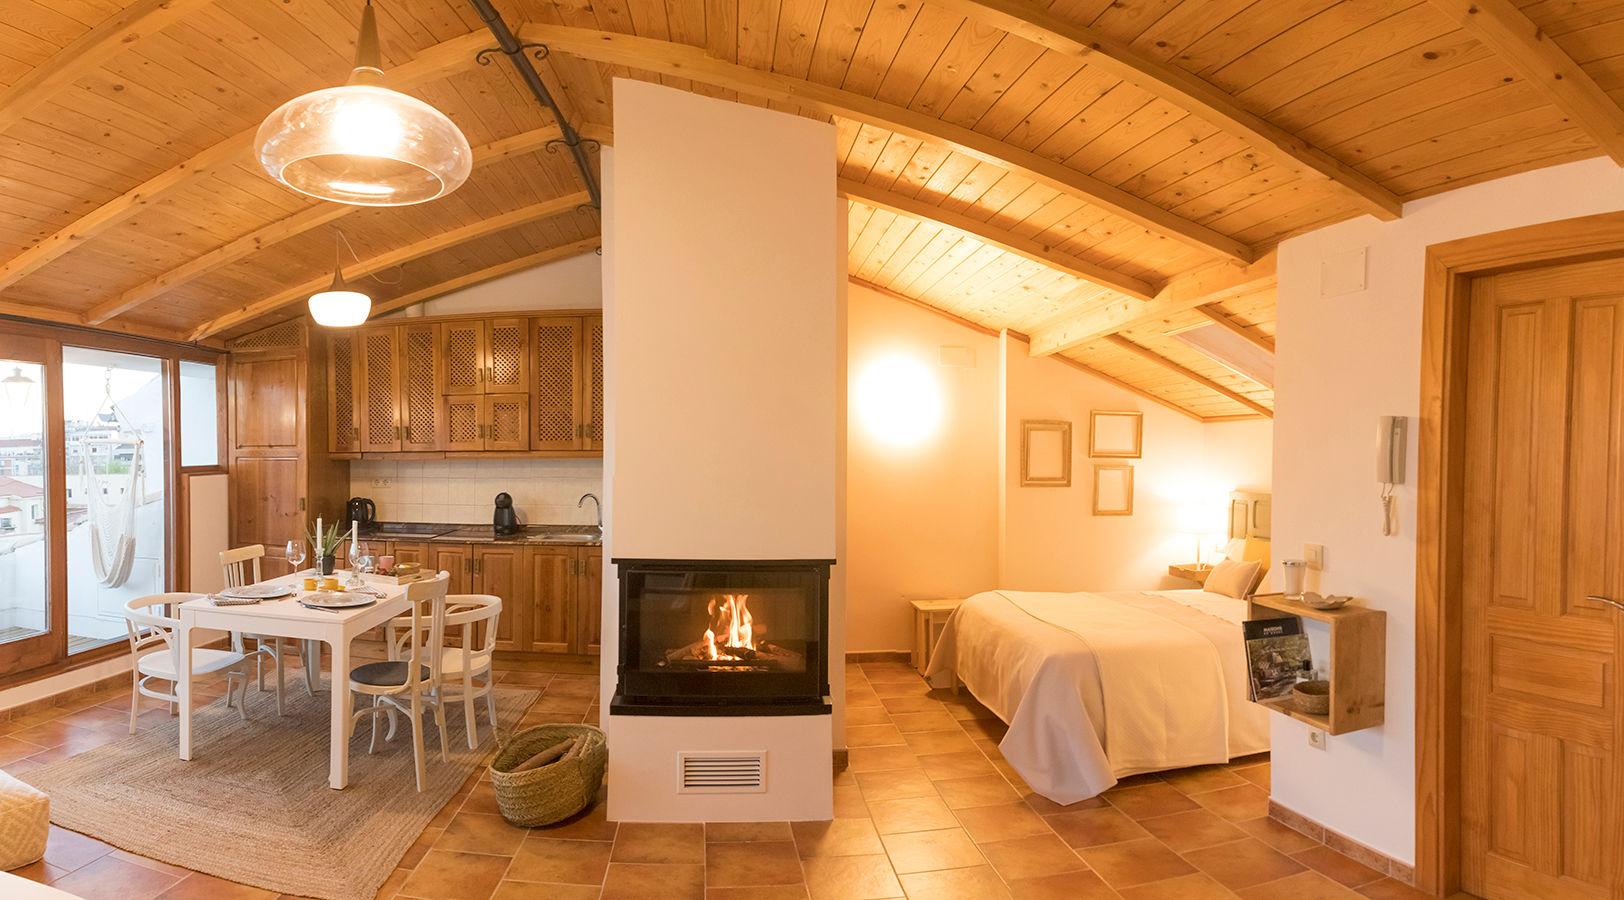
[187,190,593,340]
[1102,333,1273,418]
[520,23,1254,261]
[0,26,491,294]
[1428,0,1624,164]
[839,177,1156,300]
[1194,303,1276,353]
[1047,350,1207,421]
[930,0,1403,221]
[366,236,601,317]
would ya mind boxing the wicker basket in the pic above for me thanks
[488,724,608,827]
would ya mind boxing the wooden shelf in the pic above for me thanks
[1167,563,1212,583]
[1248,593,1386,735]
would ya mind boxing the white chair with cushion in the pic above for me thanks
[349,572,450,792]
[124,594,250,733]
[391,594,501,749]
[221,544,316,707]
[0,769,48,871]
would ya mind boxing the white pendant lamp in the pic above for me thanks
[308,235,372,327]
[256,1,472,206]
[1,367,34,408]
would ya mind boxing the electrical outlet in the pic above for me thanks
[1308,729,1327,750]
[1304,543,1325,570]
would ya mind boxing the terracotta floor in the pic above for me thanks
[0,656,1431,900]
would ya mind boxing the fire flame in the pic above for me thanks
[703,594,754,660]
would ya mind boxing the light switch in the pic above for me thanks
[1304,543,1324,570]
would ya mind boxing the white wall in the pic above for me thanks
[348,458,602,527]
[1272,156,1624,864]
[187,473,228,594]
[385,251,601,317]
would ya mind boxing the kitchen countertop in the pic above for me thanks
[358,522,602,547]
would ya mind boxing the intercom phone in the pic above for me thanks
[1378,416,1407,536]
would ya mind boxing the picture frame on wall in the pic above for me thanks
[1020,419,1071,487]
[1089,410,1143,458]
[1092,464,1134,516]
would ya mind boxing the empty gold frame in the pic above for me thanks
[1020,419,1071,487]
[1089,410,1143,458]
[1093,465,1135,516]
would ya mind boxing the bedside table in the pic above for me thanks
[908,598,963,676]
[1168,564,1213,584]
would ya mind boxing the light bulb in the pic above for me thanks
[308,289,372,328]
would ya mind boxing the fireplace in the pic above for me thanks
[611,559,831,716]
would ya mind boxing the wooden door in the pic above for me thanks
[532,316,584,450]
[327,331,361,454]
[576,548,602,655]
[476,545,526,650]
[528,547,574,653]
[585,315,604,451]
[398,323,441,451]
[231,352,301,450]
[358,327,401,452]
[428,543,472,595]
[486,318,531,394]
[442,320,485,396]
[1460,258,1624,900]
[484,394,529,451]
[442,396,482,452]
[230,457,301,578]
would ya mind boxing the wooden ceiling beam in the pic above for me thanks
[0,0,217,137]
[1046,351,1207,422]
[83,125,574,325]
[0,28,494,293]
[840,179,1157,301]
[1028,250,1276,356]
[1193,304,1275,353]
[1429,0,1624,165]
[1102,334,1273,418]
[0,304,190,345]
[366,238,601,318]
[932,0,1402,221]
[187,191,594,340]
[519,24,1253,262]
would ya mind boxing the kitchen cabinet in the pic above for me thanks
[443,317,531,396]
[398,322,443,452]
[578,548,602,654]
[527,547,575,653]
[358,326,401,452]
[474,545,525,650]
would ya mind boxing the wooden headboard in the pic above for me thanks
[1228,491,1271,541]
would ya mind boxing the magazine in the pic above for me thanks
[1242,616,1311,701]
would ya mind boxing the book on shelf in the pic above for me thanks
[1243,616,1312,702]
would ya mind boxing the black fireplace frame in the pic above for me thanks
[610,558,833,717]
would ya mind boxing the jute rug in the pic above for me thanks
[21,684,539,900]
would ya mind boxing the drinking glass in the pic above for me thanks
[347,540,372,588]
[285,539,308,575]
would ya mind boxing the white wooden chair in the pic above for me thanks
[123,594,250,734]
[390,594,501,749]
[349,572,451,792]
[220,544,317,707]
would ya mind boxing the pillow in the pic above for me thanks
[1205,557,1261,599]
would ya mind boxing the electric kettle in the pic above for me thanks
[346,497,377,527]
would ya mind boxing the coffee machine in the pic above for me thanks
[493,492,520,535]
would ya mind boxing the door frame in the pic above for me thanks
[1415,209,1624,896]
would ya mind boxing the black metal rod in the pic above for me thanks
[467,0,602,208]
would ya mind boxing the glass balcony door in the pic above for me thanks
[0,336,59,673]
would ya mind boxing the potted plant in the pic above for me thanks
[307,519,353,576]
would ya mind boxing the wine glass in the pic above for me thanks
[347,539,372,588]
[285,539,307,576]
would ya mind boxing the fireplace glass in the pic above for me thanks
[612,559,831,716]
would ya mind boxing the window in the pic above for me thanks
[179,360,219,468]
[0,358,49,664]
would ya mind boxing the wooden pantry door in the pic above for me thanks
[1460,257,1624,900]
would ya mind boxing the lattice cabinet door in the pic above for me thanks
[358,326,401,452]
[397,323,442,451]
[486,318,532,394]
[584,315,604,452]
[441,319,485,396]
[441,395,483,452]
[532,316,584,450]
[484,394,530,451]
[327,331,361,454]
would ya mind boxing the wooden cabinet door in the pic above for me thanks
[486,318,531,394]
[231,352,302,451]
[475,545,526,650]
[442,396,482,451]
[528,547,574,654]
[441,320,485,396]
[532,316,585,450]
[230,457,301,578]
[428,543,472,595]
[398,323,441,451]
[484,394,529,451]
[584,315,604,452]
[576,548,602,655]
[358,327,401,452]
[327,332,361,454]
[389,542,426,566]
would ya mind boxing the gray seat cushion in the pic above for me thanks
[349,660,431,687]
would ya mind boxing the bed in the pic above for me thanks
[926,547,1271,804]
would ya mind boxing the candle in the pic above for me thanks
[316,517,323,555]
[351,519,359,552]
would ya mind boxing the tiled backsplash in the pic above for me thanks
[348,458,604,527]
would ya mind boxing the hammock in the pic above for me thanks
[80,373,144,588]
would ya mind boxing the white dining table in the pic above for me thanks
[175,572,412,790]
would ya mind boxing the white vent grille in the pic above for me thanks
[679,751,766,793]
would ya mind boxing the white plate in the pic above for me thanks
[219,584,294,600]
[300,591,375,609]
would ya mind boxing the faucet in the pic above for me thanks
[577,493,602,530]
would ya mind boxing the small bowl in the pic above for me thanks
[1301,592,1352,610]
[1293,680,1331,716]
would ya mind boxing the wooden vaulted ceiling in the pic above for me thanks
[3,0,1624,421]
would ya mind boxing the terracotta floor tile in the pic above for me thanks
[490,881,600,900]
[1238,870,1365,899]
[9,859,68,885]
[612,822,705,864]
[705,885,811,900]
[111,850,192,878]
[979,833,1088,881]
[856,768,936,802]
[862,665,922,683]
[531,800,619,842]
[396,850,513,900]
[847,724,907,747]
[1021,792,1107,815]
[1116,872,1238,899]
[898,865,1012,899]
[1183,838,1306,890]
[374,866,410,899]
[866,795,959,834]
[705,840,803,886]
[1294,845,1386,888]
[952,803,1052,844]
[800,853,904,900]
[1006,869,1120,900]
[833,785,870,819]
[1235,816,1320,854]
[0,734,48,766]
[932,775,1021,810]
[845,706,893,726]
[706,822,793,842]
[901,730,980,756]
[601,862,705,900]
[506,837,612,886]
[436,811,527,856]
[496,671,555,687]
[888,710,960,733]
[879,695,941,715]
[1235,762,1270,789]
[880,827,985,875]
[1356,878,1434,899]
[1137,808,1247,852]
[871,681,933,698]
[958,717,1008,742]
[1161,765,1249,795]
[154,872,279,900]
[1104,783,1202,820]
[42,825,115,871]
[456,783,501,817]
[916,751,998,781]
[1193,784,1271,822]
[846,745,921,773]
[1076,838,1197,889]
[49,855,184,900]
[1044,806,1151,848]
[791,818,885,857]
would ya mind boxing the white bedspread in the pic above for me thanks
[926,588,1269,804]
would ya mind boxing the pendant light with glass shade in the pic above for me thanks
[255,1,472,206]
[308,232,376,327]
[1,367,35,408]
